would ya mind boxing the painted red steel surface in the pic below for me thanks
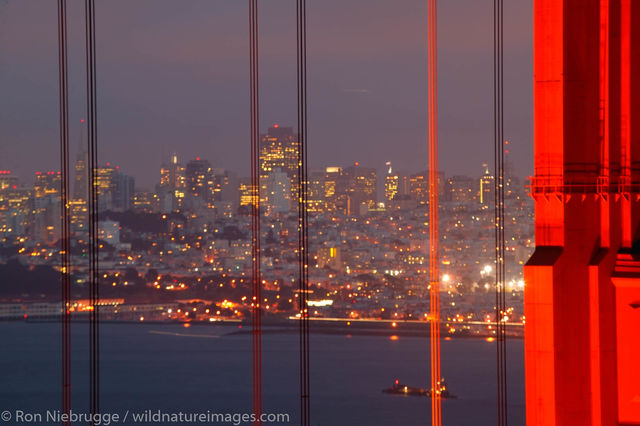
[527,0,640,425]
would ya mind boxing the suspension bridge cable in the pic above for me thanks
[296,0,310,423]
[427,0,441,425]
[249,0,263,424]
[494,0,508,423]
[84,0,100,417]
[56,1,71,422]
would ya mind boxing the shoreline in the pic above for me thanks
[2,317,524,339]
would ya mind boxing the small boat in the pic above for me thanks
[382,379,456,399]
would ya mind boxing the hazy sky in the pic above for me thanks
[0,0,532,189]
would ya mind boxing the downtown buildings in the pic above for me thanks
[0,126,532,331]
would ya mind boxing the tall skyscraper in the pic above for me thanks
[112,172,135,211]
[447,175,476,203]
[260,125,299,211]
[344,164,377,215]
[264,168,291,214]
[479,164,494,205]
[33,172,61,243]
[160,153,186,190]
[96,165,116,211]
[73,121,88,201]
[307,169,326,213]
[409,172,428,206]
[384,162,399,205]
[324,166,348,213]
[0,184,31,237]
[185,158,213,210]
[94,164,135,212]
[159,153,186,212]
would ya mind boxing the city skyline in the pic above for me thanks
[0,123,524,191]
[0,0,533,189]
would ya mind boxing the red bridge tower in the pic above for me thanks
[526,1,640,425]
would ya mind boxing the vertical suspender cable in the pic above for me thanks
[249,0,263,424]
[296,0,310,423]
[84,0,100,417]
[427,0,441,425]
[56,1,71,423]
[493,0,508,422]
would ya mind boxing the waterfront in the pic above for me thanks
[0,322,524,425]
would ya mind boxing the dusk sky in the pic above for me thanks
[0,0,532,188]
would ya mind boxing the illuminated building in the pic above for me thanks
[33,172,61,243]
[160,153,186,189]
[264,168,290,214]
[34,201,60,244]
[185,158,213,210]
[211,168,239,210]
[324,166,347,213]
[406,170,444,206]
[0,187,32,237]
[95,165,135,212]
[479,164,494,205]
[73,144,88,201]
[317,245,341,269]
[112,172,135,211]
[96,166,116,210]
[239,178,257,207]
[323,164,377,215]
[344,164,377,216]
[159,153,186,212]
[133,191,158,213]
[306,169,325,213]
[384,162,399,205]
[34,172,61,198]
[446,175,476,203]
[260,125,299,209]
[0,171,18,191]
[68,199,87,233]
[409,172,428,205]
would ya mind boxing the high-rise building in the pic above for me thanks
[185,158,213,210]
[96,165,116,210]
[160,153,186,190]
[33,172,61,243]
[264,168,291,214]
[384,162,399,205]
[133,191,159,213]
[447,175,476,203]
[0,186,31,237]
[409,172,428,206]
[68,199,88,233]
[0,170,18,191]
[238,178,257,208]
[34,172,61,198]
[324,166,348,213]
[73,123,88,201]
[323,164,377,215]
[408,171,445,206]
[344,164,377,215]
[112,172,135,211]
[260,125,299,210]
[307,169,325,213]
[92,164,135,212]
[479,164,495,205]
[158,154,186,212]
